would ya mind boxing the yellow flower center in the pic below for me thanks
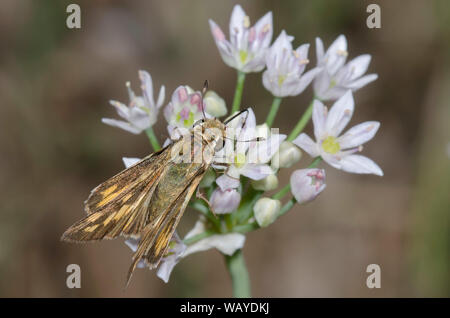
[322,136,340,154]
[234,153,246,168]
[278,75,286,86]
[329,78,337,89]
[239,50,248,64]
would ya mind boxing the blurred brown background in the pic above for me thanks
[0,0,448,297]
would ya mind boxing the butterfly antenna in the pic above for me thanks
[224,108,249,125]
[201,80,209,119]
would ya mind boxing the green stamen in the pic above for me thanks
[239,50,248,64]
[235,153,246,168]
[322,136,340,154]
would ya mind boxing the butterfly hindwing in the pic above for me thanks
[126,168,206,284]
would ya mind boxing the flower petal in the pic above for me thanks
[252,11,273,49]
[229,5,246,47]
[325,34,348,74]
[339,154,383,176]
[101,118,142,134]
[346,73,378,90]
[312,99,328,141]
[240,164,273,180]
[325,90,354,136]
[122,157,141,168]
[138,70,154,106]
[216,174,240,190]
[184,232,245,257]
[315,37,325,64]
[291,67,322,96]
[338,121,380,149]
[345,54,372,81]
[156,233,186,283]
[292,133,320,157]
[156,85,165,109]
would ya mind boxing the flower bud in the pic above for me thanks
[290,169,326,204]
[251,174,278,191]
[210,188,241,214]
[204,90,227,117]
[199,168,216,188]
[253,197,281,227]
[271,141,302,169]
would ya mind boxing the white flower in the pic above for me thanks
[204,91,227,117]
[293,91,383,176]
[210,188,241,214]
[102,70,165,134]
[164,85,210,136]
[209,5,273,73]
[214,110,286,190]
[313,35,378,101]
[183,220,245,257]
[262,30,322,97]
[290,169,326,204]
[253,197,281,227]
[271,141,302,169]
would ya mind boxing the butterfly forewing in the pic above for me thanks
[61,145,172,242]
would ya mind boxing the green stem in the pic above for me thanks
[273,183,290,200]
[231,71,246,114]
[225,249,251,298]
[190,201,221,230]
[277,198,296,218]
[234,222,259,234]
[145,127,161,151]
[265,97,282,127]
[287,99,315,141]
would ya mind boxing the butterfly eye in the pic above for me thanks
[193,119,205,127]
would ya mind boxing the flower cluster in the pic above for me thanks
[102,4,382,290]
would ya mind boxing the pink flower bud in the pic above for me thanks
[290,169,326,204]
[210,188,241,214]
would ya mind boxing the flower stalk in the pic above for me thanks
[145,127,161,151]
[231,71,246,114]
[287,98,315,141]
[225,249,251,298]
[265,97,282,127]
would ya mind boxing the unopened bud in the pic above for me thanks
[290,169,326,204]
[271,141,302,169]
[251,174,278,191]
[253,197,281,227]
[210,188,241,214]
[204,91,227,117]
